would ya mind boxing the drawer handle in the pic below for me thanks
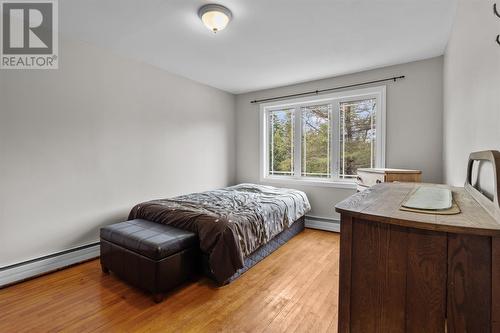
[376,179,382,184]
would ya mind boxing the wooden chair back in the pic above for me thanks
[465,150,500,220]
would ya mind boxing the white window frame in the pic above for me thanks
[259,86,386,189]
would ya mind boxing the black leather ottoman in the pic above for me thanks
[100,219,199,302]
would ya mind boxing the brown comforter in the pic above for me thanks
[128,183,311,284]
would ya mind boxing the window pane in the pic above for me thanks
[301,104,331,178]
[268,109,294,176]
[339,99,377,178]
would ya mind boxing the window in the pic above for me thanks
[339,98,377,179]
[260,86,385,187]
[268,108,294,176]
[301,103,332,178]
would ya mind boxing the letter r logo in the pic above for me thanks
[2,2,53,54]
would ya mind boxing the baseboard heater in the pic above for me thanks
[305,215,340,232]
[0,242,100,288]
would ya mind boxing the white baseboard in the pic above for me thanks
[305,216,340,232]
[0,243,100,288]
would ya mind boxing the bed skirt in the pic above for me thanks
[202,216,305,285]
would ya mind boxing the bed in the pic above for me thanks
[128,183,311,284]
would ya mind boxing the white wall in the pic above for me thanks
[0,39,235,267]
[443,0,500,186]
[236,57,444,220]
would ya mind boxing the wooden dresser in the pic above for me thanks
[356,168,421,192]
[335,151,500,333]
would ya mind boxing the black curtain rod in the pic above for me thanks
[250,75,406,104]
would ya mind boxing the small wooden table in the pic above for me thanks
[356,168,422,192]
[335,181,500,332]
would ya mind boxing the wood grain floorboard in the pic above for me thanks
[0,229,339,333]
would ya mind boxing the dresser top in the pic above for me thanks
[357,168,422,174]
[335,182,500,236]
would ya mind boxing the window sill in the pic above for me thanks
[261,176,357,189]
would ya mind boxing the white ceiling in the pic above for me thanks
[61,0,456,94]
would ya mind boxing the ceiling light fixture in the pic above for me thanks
[198,4,232,33]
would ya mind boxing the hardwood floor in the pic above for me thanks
[0,229,339,332]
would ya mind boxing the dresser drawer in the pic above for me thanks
[356,171,385,187]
